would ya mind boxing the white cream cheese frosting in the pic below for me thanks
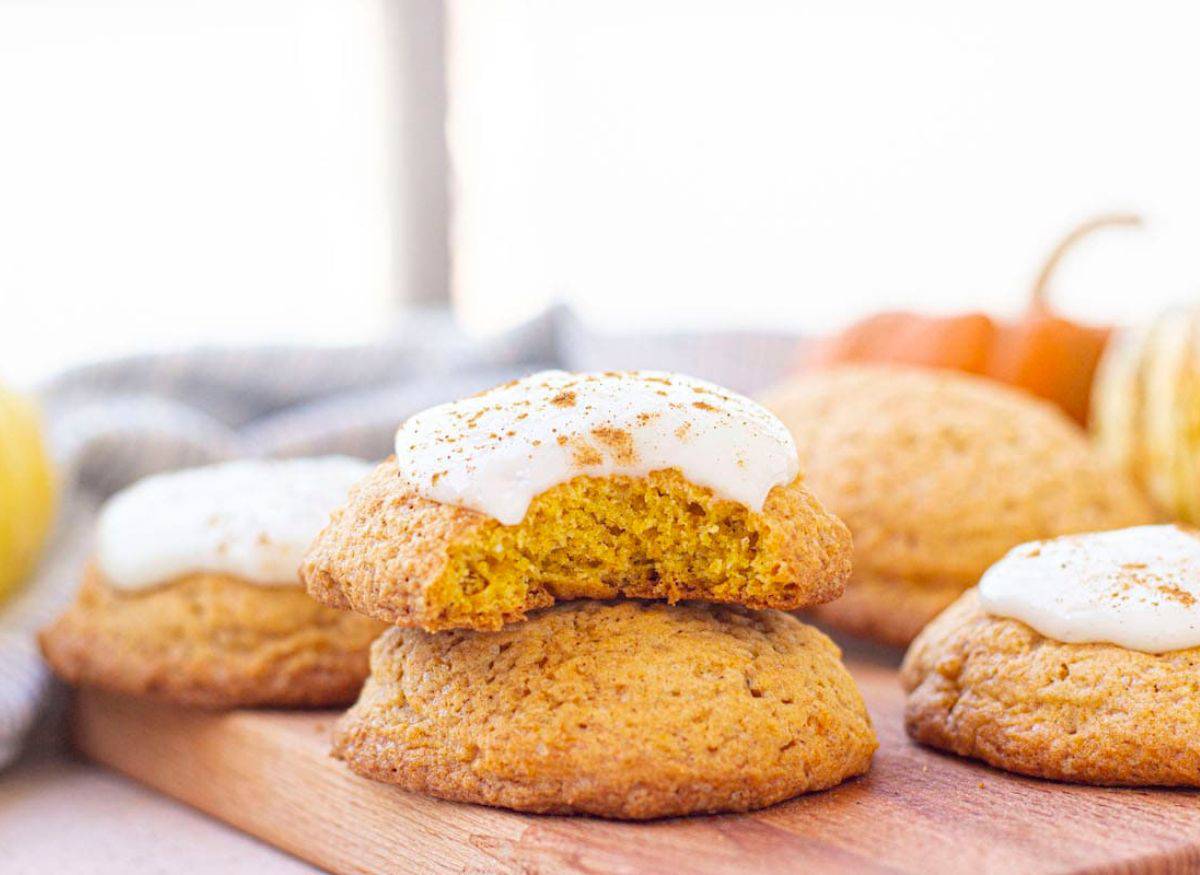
[97,456,371,590]
[978,524,1200,653]
[393,370,801,525]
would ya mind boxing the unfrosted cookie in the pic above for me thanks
[39,457,385,708]
[334,600,877,819]
[303,371,851,632]
[762,366,1154,646]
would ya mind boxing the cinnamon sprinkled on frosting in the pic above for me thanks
[393,370,799,525]
[97,456,371,590]
[979,525,1200,653]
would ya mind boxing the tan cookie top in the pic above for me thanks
[762,366,1155,589]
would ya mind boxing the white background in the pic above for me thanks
[451,0,1200,333]
[0,0,394,385]
[4,0,1200,385]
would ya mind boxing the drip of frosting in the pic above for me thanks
[393,370,800,525]
[978,525,1200,653]
[97,456,371,590]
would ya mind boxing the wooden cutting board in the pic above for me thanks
[71,649,1200,875]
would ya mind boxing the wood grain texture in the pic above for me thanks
[72,654,1200,875]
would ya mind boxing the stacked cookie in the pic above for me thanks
[303,370,878,819]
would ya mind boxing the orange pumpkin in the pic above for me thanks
[804,214,1141,425]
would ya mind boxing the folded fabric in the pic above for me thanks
[0,305,801,767]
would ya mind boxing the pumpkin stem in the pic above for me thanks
[1030,213,1144,310]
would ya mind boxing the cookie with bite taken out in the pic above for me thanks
[302,371,853,631]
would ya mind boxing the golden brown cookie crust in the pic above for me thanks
[807,569,965,648]
[302,459,852,631]
[39,565,386,708]
[763,366,1155,645]
[901,589,1200,786]
[334,600,877,820]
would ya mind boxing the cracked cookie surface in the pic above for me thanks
[901,589,1200,786]
[40,565,386,708]
[334,599,877,819]
[763,366,1155,646]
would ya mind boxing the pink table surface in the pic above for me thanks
[0,749,319,874]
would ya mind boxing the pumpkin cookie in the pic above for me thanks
[41,566,383,708]
[761,366,1154,646]
[334,600,877,819]
[902,526,1200,786]
[40,457,385,708]
[303,371,851,631]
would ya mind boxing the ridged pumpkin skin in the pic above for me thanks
[1091,309,1200,523]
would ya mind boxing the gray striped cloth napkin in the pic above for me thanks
[2,306,802,767]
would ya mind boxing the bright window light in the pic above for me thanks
[449,0,1200,336]
[0,0,396,386]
